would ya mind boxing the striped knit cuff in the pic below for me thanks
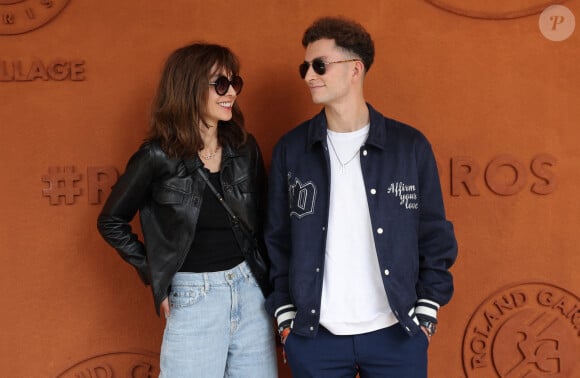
[274,304,297,331]
[415,299,440,323]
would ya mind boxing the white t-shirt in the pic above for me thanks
[320,125,398,335]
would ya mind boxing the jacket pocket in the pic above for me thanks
[152,185,188,205]
[230,173,254,193]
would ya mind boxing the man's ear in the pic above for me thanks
[352,60,365,81]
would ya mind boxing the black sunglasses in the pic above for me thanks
[208,75,243,96]
[299,58,361,79]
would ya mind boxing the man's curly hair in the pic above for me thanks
[302,16,375,72]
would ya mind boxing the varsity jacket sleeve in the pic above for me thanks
[414,141,458,323]
[264,138,297,330]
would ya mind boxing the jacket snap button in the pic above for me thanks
[377,228,383,234]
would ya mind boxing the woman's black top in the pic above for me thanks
[179,171,244,272]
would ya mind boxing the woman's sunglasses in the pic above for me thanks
[299,58,361,79]
[208,75,243,96]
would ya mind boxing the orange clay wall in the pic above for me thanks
[1,1,578,377]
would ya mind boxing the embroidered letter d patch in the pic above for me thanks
[289,177,317,218]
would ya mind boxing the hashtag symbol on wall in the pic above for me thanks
[42,166,82,205]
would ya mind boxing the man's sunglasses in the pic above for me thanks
[299,58,361,79]
[208,75,243,96]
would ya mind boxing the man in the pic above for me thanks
[265,17,458,377]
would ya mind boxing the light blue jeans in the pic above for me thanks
[159,261,277,377]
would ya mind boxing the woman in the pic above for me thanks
[97,43,277,377]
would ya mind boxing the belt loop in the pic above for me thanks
[239,261,245,277]
[244,262,252,279]
[203,273,210,291]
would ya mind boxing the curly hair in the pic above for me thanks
[148,43,246,159]
[302,17,375,72]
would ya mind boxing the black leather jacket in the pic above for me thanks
[97,134,268,315]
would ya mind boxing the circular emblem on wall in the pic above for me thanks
[539,5,575,41]
[462,282,579,377]
[56,351,159,378]
[0,0,70,36]
[425,0,570,19]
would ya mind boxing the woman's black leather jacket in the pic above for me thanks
[97,134,269,315]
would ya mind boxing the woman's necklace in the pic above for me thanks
[327,135,361,174]
[199,146,221,160]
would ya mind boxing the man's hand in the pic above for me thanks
[280,327,291,345]
[420,326,431,342]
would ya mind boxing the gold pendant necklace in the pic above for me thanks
[199,146,220,160]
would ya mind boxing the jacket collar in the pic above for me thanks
[222,142,240,160]
[307,103,387,150]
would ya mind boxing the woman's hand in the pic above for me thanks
[160,298,170,319]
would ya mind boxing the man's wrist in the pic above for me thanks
[278,325,290,335]
[419,319,437,336]
[279,327,291,343]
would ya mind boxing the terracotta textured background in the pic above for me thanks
[1,1,578,377]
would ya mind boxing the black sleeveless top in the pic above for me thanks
[179,171,244,272]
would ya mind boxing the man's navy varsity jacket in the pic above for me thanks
[265,104,458,337]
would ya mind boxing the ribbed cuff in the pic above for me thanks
[274,304,296,331]
[415,299,440,323]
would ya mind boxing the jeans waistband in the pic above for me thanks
[172,261,252,288]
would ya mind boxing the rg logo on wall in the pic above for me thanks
[0,0,70,35]
[462,282,579,377]
[56,351,159,378]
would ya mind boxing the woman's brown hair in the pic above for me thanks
[148,43,246,159]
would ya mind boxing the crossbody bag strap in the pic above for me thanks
[194,166,256,243]
[196,167,239,223]
[183,159,233,216]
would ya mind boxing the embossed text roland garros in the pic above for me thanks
[462,282,579,377]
